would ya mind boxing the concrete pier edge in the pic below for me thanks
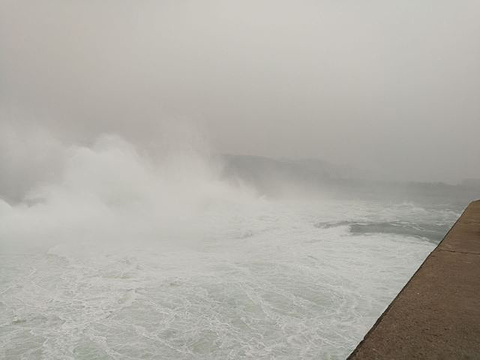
[348,200,480,359]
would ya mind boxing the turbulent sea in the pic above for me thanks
[0,136,472,359]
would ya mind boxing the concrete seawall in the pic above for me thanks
[349,200,480,359]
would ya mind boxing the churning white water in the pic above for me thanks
[0,136,459,359]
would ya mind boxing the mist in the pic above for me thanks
[2,0,480,184]
[1,2,480,359]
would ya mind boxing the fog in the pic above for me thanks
[1,0,479,186]
[2,3,480,357]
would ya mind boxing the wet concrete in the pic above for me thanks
[349,200,480,359]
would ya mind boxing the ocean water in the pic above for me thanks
[0,137,463,359]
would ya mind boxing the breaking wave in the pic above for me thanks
[0,130,460,359]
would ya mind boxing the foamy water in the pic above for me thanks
[0,136,459,359]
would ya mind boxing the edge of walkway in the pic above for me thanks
[348,200,480,359]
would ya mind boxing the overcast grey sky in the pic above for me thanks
[1,0,479,183]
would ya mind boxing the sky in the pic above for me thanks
[1,0,479,183]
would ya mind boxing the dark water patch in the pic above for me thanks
[349,222,448,243]
[315,221,449,243]
[315,221,352,229]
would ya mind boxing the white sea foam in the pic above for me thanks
[0,134,456,359]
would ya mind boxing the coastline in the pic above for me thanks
[348,200,480,359]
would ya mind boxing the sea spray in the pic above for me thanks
[0,132,260,254]
[0,128,459,359]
